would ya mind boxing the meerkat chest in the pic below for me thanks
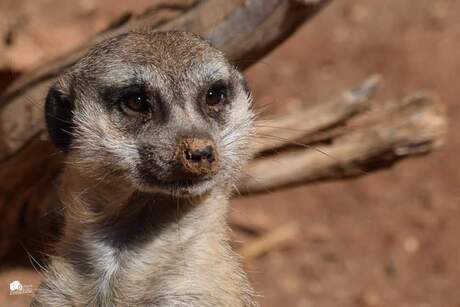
[103,238,248,306]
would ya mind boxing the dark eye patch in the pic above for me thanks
[120,88,151,115]
[101,82,170,124]
[102,84,150,111]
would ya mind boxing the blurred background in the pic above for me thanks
[0,0,458,306]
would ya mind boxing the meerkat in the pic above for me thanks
[31,30,257,307]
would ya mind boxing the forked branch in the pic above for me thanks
[239,91,446,194]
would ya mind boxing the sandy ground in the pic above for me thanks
[0,1,459,306]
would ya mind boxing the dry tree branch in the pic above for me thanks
[239,223,299,261]
[239,92,447,194]
[253,75,382,154]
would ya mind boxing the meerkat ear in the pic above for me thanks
[45,84,74,152]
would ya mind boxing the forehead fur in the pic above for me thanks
[70,31,230,88]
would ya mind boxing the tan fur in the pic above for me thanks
[32,30,257,307]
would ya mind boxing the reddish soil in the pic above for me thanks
[1,1,459,306]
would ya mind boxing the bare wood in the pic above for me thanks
[239,93,447,194]
[254,75,381,154]
[239,223,299,261]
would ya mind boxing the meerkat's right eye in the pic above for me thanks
[204,81,229,114]
[120,92,150,114]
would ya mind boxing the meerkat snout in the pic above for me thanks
[179,137,219,176]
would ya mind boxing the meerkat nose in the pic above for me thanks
[178,138,219,176]
[189,145,215,163]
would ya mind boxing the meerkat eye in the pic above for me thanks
[205,82,228,107]
[121,92,149,114]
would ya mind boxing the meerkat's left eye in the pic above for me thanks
[121,93,149,114]
[205,82,228,107]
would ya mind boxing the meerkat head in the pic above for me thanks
[45,31,254,197]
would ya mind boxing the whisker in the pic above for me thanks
[232,183,242,197]
[19,241,48,279]
[38,165,121,220]
[254,124,321,133]
[254,133,340,162]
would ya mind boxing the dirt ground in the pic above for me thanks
[0,0,459,306]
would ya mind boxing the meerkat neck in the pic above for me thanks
[40,169,255,306]
[58,168,230,262]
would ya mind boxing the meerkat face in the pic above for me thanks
[45,31,254,196]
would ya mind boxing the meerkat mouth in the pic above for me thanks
[156,177,212,189]
[141,174,215,196]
